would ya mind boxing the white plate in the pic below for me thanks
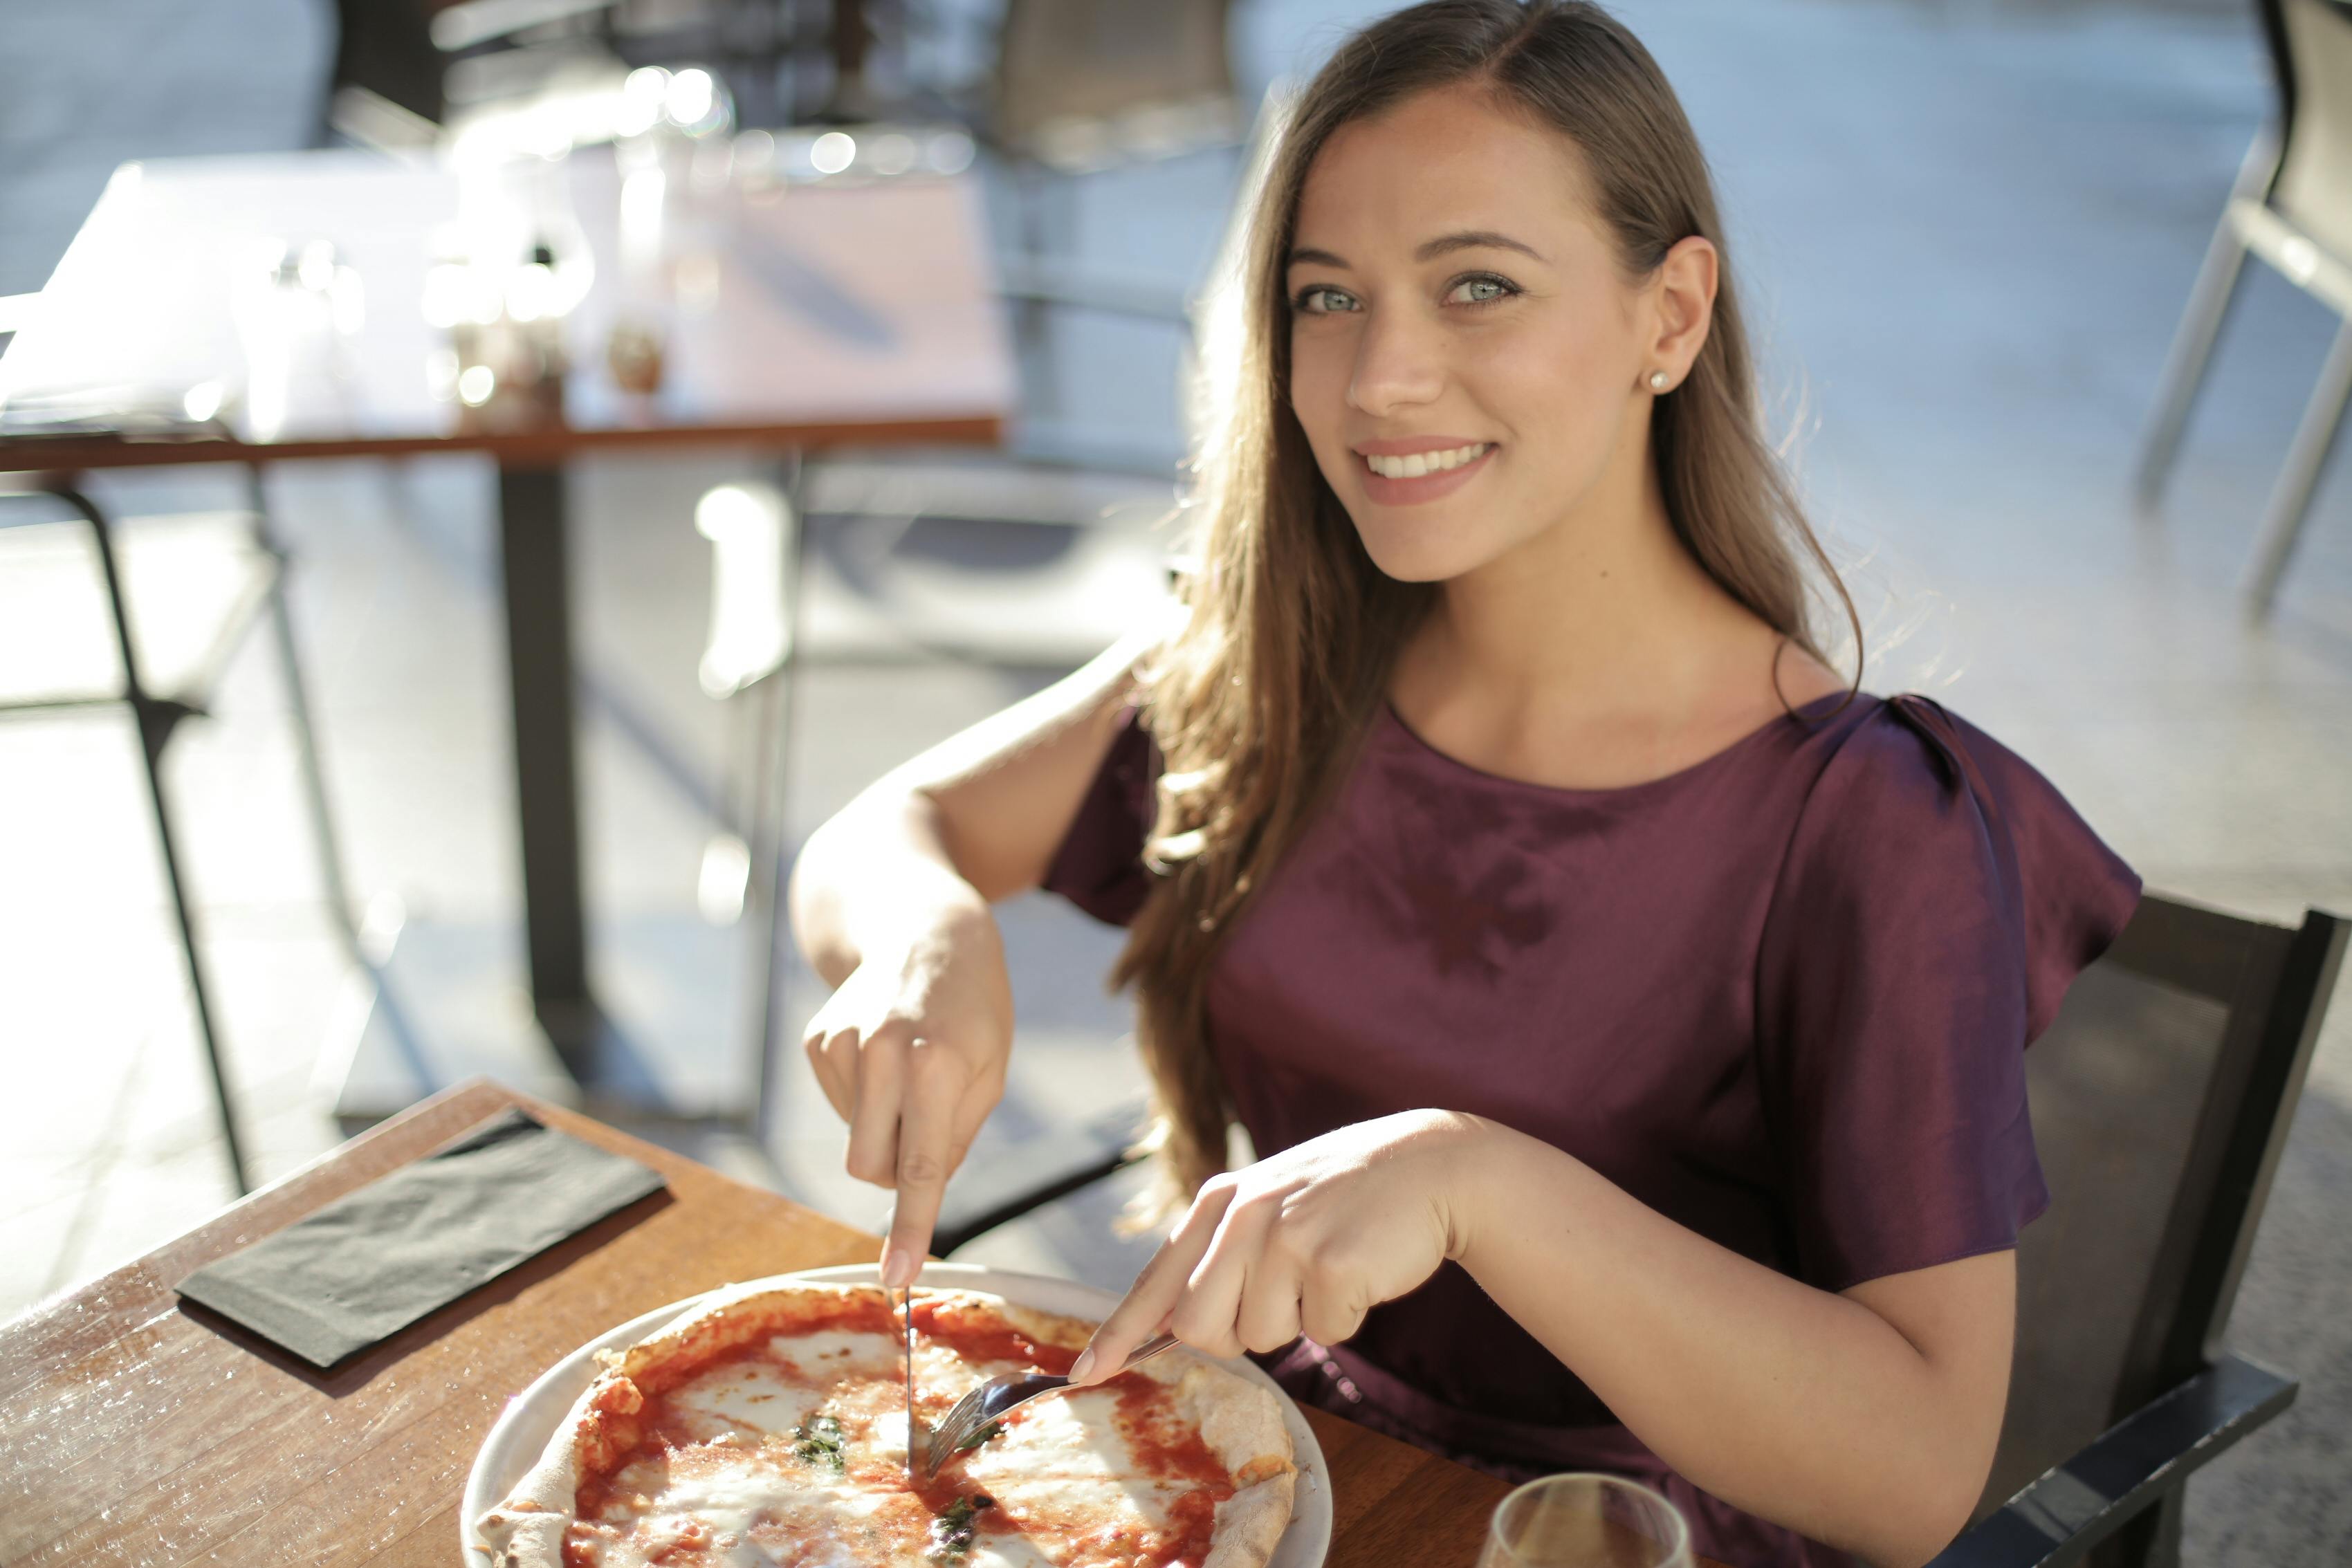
[461,1261,1333,1567]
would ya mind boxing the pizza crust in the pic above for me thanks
[472,1371,616,1566]
[1179,1357,1297,1568]
[471,1280,1297,1568]
[1211,1473,1298,1568]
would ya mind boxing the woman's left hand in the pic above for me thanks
[1067,1109,1490,1383]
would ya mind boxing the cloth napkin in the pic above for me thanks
[176,1107,667,1369]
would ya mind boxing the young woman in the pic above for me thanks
[788,3,2138,1562]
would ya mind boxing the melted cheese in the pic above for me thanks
[668,1358,826,1441]
[583,1446,897,1567]
[962,1384,1150,1484]
[984,1474,1208,1531]
[761,1326,905,1376]
[576,1455,1195,1568]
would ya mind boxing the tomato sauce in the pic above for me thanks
[1112,1376,1235,1491]
[1160,1486,1222,1567]
[910,1296,1080,1375]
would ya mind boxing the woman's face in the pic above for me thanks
[1285,84,1685,584]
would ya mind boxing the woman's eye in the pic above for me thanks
[1291,285,1358,315]
[1448,274,1519,307]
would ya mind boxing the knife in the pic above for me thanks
[901,1284,924,1483]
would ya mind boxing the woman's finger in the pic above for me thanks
[1233,1228,1307,1355]
[843,1026,908,1186]
[1169,1192,1278,1359]
[1296,1219,1379,1345]
[1298,1280,1370,1350]
[804,1026,855,1122]
[1071,1181,1236,1385]
[880,1043,967,1286]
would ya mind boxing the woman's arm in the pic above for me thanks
[1071,1111,2009,1568]
[786,628,1154,1282]
[1456,1118,2010,1567]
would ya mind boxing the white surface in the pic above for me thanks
[461,1261,1332,1567]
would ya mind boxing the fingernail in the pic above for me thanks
[1069,1347,1096,1385]
[883,1248,915,1288]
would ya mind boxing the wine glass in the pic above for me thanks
[1478,1473,1694,1568]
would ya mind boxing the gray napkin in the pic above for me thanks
[176,1108,666,1368]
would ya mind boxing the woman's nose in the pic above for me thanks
[1346,311,1446,418]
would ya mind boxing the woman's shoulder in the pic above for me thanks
[1770,691,2143,1040]
[1783,691,2091,839]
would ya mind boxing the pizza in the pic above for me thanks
[472,1280,1298,1568]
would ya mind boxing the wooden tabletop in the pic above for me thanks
[0,147,1015,472]
[0,1079,1519,1567]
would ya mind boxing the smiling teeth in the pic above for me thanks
[1364,443,1489,479]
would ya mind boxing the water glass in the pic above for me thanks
[1478,1473,1694,1568]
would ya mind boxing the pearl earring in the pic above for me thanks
[1648,369,1671,392]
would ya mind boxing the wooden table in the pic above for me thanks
[0,149,1016,1094]
[0,1080,1520,1567]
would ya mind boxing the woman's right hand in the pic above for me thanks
[801,896,1014,1287]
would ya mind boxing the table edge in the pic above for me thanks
[0,414,1008,473]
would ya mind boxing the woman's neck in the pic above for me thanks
[1393,453,1818,787]
[1428,465,1750,709]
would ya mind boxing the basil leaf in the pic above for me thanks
[792,1412,846,1471]
[929,1493,995,1561]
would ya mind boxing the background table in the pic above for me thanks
[0,149,1016,1095]
[0,1079,1526,1567]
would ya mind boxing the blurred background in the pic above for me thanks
[0,0,2346,1558]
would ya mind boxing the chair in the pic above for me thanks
[803,0,1246,474]
[2133,0,2352,617]
[933,894,2346,1567]
[1935,893,2344,1566]
[787,40,1285,597]
[982,0,1244,468]
[686,465,803,1136]
[322,0,452,147]
[0,468,358,1197]
[322,0,647,153]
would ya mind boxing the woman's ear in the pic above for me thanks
[1648,235,1718,382]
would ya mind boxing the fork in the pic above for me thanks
[919,1334,1182,1479]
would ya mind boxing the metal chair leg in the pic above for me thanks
[2245,315,2352,618]
[1010,157,1069,422]
[749,451,808,1141]
[243,465,361,955]
[2133,214,2253,509]
[2133,131,2279,509]
[736,665,788,1134]
[59,483,252,1197]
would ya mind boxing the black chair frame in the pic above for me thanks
[0,469,357,1195]
[1937,897,2344,1566]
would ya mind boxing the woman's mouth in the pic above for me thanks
[1355,442,1496,504]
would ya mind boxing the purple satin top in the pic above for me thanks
[1042,691,2141,1567]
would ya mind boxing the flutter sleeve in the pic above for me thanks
[1038,705,1162,927]
[1755,694,2142,1292]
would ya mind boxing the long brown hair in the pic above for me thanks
[1114,0,1861,1209]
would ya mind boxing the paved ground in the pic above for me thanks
[2,0,2348,1558]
